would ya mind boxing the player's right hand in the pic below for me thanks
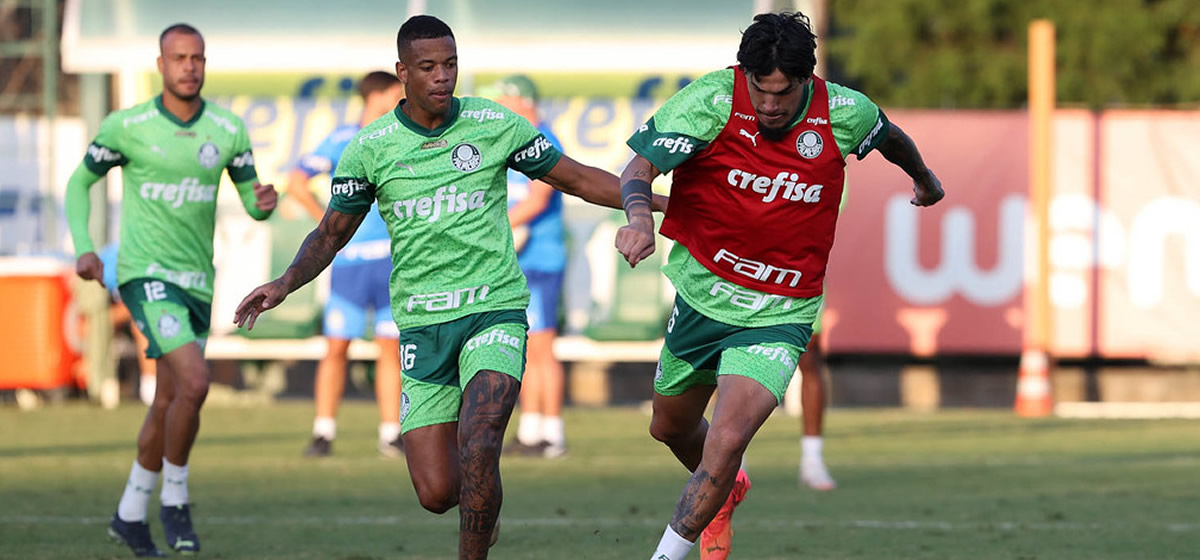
[233,278,289,330]
[911,170,944,207]
[615,216,656,268]
[76,252,104,286]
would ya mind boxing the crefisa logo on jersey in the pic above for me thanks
[450,142,481,172]
[796,130,823,159]
[197,142,220,168]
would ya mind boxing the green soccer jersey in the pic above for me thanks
[330,97,561,330]
[68,96,264,302]
[628,69,888,328]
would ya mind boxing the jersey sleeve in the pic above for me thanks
[329,136,376,215]
[626,69,734,172]
[225,120,259,183]
[504,109,562,180]
[826,81,890,160]
[82,112,129,175]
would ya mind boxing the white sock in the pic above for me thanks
[650,525,694,560]
[313,416,337,440]
[138,375,156,406]
[802,436,824,463]
[160,459,189,507]
[542,415,565,446]
[378,421,402,444]
[517,412,543,445]
[117,460,159,522]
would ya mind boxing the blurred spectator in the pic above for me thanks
[486,75,570,458]
[285,71,406,458]
[797,322,835,490]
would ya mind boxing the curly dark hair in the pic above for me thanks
[737,12,818,80]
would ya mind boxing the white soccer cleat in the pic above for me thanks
[800,459,837,491]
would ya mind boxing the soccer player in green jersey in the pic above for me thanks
[615,12,944,560]
[234,15,664,559]
[66,23,277,558]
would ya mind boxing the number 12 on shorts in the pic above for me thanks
[144,281,167,302]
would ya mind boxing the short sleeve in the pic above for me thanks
[826,82,889,160]
[625,69,733,172]
[505,112,562,180]
[329,136,376,214]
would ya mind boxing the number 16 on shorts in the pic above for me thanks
[401,343,417,371]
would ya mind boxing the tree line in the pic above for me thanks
[823,0,1200,109]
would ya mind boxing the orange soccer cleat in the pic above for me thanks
[699,469,751,560]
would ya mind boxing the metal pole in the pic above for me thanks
[1016,20,1055,417]
[78,71,115,407]
[41,0,58,251]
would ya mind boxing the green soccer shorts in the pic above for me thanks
[118,278,211,358]
[397,309,528,433]
[656,296,812,403]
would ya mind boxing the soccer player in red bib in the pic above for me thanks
[616,12,944,560]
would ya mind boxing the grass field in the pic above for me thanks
[1,402,1197,559]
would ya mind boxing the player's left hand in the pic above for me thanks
[254,182,278,212]
[911,170,944,207]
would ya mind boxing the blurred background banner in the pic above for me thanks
[827,110,1200,361]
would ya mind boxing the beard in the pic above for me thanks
[165,80,202,102]
[759,123,790,142]
[758,107,799,142]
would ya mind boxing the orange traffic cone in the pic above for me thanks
[1015,349,1053,417]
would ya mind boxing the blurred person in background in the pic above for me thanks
[66,23,276,557]
[797,315,835,490]
[484,75,570,459]
[615,12,943,560]
[285,71,407,459]
[97,242,158,406]
[234,15,665,559]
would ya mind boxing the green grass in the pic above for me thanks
[1,403,1197,559]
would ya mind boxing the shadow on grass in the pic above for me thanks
[0,431,299,458]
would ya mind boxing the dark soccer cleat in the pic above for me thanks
[303,436,332,457]
[107,513,166,557]
[159,504,200,555]
[378,435,406,458]
[501,439,549,457]
[542,441,568,459]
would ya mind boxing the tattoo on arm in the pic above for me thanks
[283,211,362,291]
[621,179,653,220]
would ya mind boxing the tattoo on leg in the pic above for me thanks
[457,371,519,557]
[669,468,723,540]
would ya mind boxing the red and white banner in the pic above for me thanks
[823,110,1200,361]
